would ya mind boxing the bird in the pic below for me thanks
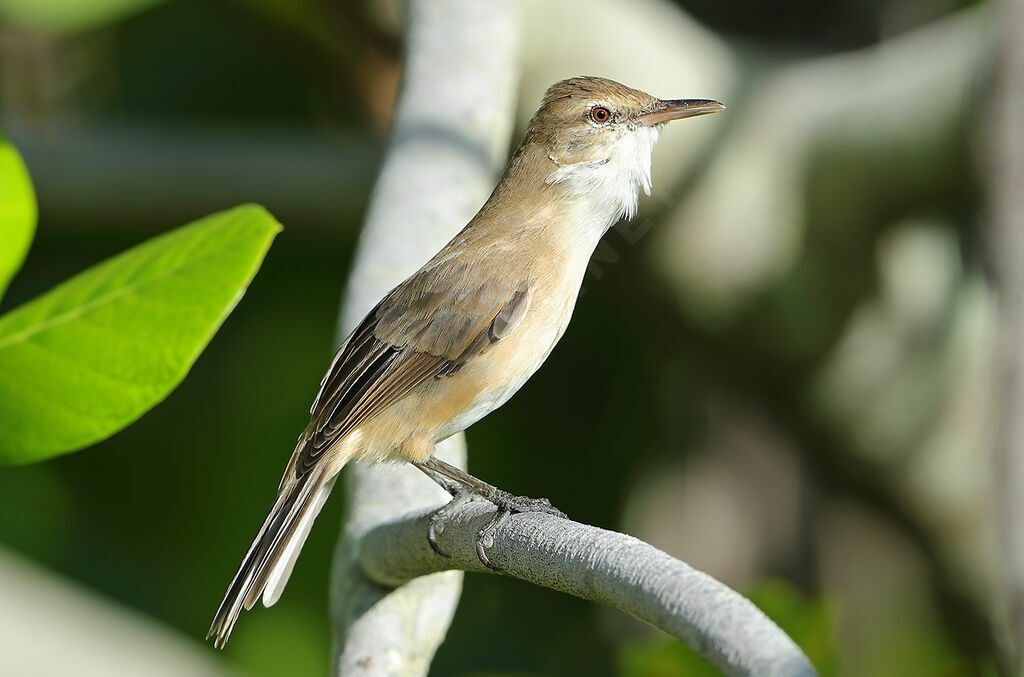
[207,76,724,648]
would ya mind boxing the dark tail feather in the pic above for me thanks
[207,470,332,648]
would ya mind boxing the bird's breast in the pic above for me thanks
[352,226,596,461]
[431,258,586,441]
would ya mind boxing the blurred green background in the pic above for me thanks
[0,0,1009,675]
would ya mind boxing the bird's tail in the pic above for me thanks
[207,467,337,648]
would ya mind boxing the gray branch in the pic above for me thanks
[360,503,816,677]
[330,0,517,675]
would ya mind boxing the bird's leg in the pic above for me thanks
[413,461,464,497]
[413,457,566,569]
[413,463,486,557]
[417,458,566,516]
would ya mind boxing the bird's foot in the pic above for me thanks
[473,489,566,569]
[486,489,566,520]
[427,486,566,569]
[415,458,566,569]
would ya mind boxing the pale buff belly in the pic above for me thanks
[345,286,578,466]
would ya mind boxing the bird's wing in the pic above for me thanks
[293,260,531,477]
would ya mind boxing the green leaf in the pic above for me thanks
[0,204,281,464]
[0,0,164,35]
[0,134,37,302]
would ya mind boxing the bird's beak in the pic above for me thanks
[635,99,725,126]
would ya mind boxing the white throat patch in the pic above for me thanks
[545,125,660,226]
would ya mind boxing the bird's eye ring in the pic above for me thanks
[590,106,611,124]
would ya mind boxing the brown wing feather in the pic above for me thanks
[292,266,532,478]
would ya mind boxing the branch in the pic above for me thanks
[329,0,517,675]
[359,502,817,677]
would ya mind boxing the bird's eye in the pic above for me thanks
[590,106,611,123]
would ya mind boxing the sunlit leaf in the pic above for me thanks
[0,204,281,464]
[0,134,36,302]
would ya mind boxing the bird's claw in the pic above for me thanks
[427,491,478,558]
[475,507,512,570]
[426,516,447,558]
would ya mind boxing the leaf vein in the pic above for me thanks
[0,231,254,352]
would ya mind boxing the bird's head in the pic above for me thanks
[526,76,723,223]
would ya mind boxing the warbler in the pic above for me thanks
[208,76,723,647]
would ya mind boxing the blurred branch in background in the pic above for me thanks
[988,0,1024,668]
[633,3,1004,673]
[1,121,377,234]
